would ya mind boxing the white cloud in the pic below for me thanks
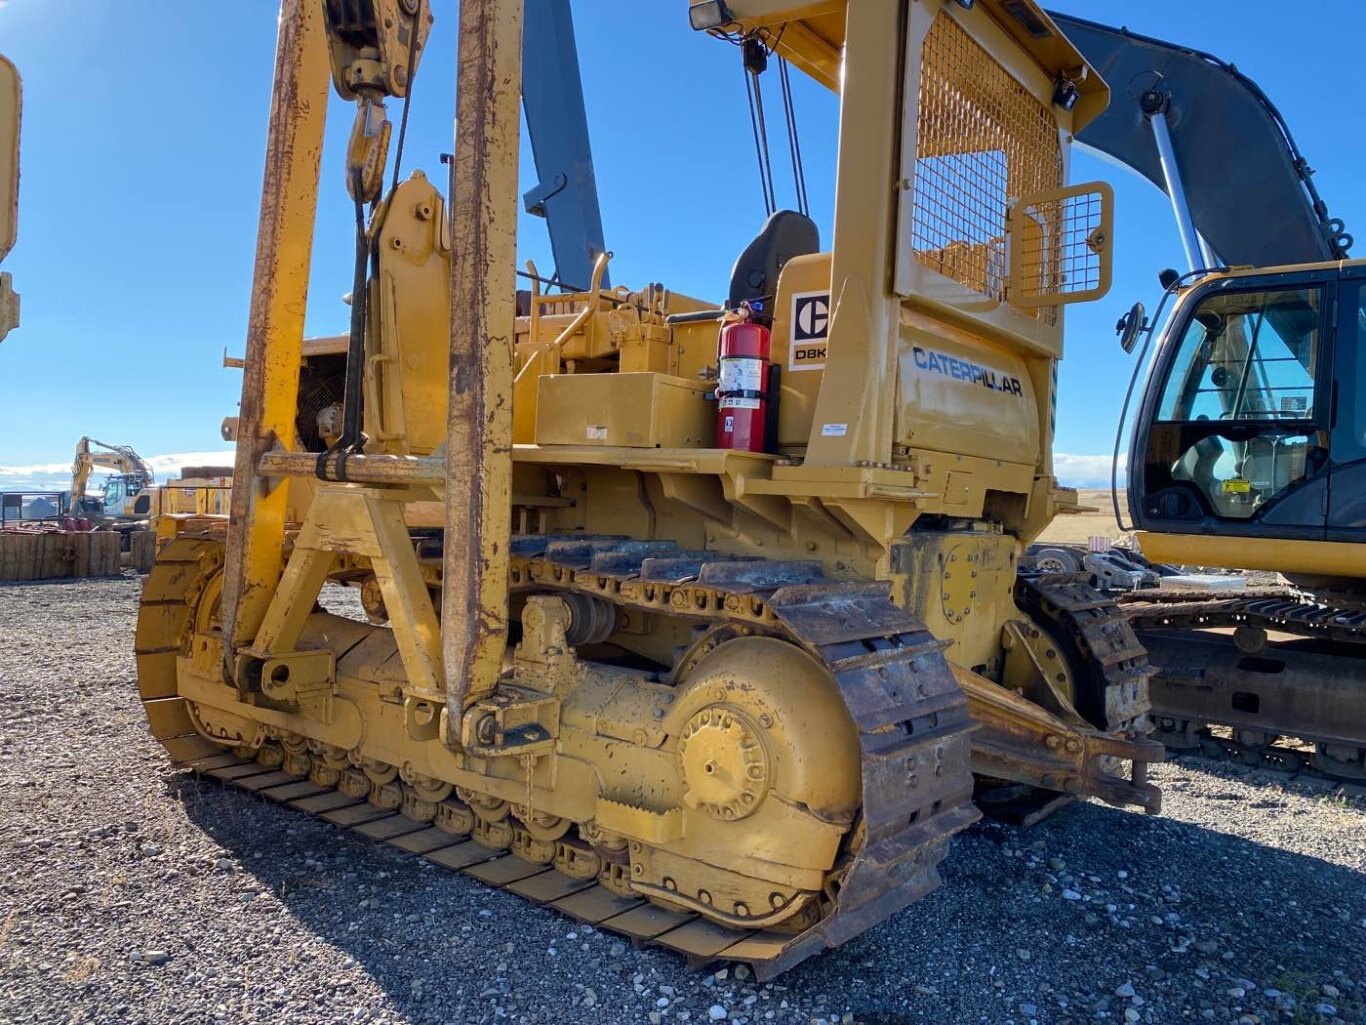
[0,451,236,493]
[1053,452,1126,489]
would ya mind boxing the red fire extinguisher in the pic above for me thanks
[715,309,772,453]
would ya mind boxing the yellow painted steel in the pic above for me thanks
[369,172,452,454]
[801,0,903,469]
[135,0,1168,975]
[441,0,524,712]
[1135,531,1366,580]
[0,54,17,264]
[220,0,330,668]
[0,53,19,342]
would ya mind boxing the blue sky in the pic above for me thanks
[1,0,1362,489]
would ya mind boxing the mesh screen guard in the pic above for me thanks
[905,14,1110,319]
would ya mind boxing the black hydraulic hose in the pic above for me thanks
[316,169,372,482]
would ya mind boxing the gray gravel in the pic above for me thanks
[1,576,1363,1025]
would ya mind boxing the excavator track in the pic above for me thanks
[1118,593,1366,783]
[136,534,981,979]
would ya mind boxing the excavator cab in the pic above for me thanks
[1053,12,1366,581]
[102,473,154,518]
[1132,270,1332,530]
[1128,265,1366,574]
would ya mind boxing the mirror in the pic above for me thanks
[1116,301,1147,353]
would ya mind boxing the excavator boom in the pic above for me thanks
[1050,12,1352,269]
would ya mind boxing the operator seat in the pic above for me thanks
[1171,433,1229,515]
[728,210,820,310]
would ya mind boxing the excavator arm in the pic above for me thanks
[1049,12,1352,270]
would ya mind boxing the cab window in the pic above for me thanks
[1337,279,1366,459]
[1157,287,1321,422]
[1145,285,1326,521]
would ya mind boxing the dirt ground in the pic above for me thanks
[2,576,1363,1025]
[1037,489,1129,546]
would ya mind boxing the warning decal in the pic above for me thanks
[789,290,830,372]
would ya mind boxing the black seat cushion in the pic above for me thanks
[727,210,820,310]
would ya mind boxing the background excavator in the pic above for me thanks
[70,437,234,542]
[135,0,1163,979]
[70,436,155,523]
[1052,13,1366,781]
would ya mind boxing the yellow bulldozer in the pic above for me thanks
[137,0,1162,977]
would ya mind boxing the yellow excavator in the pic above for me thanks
[1053,14,1366,781]
[70,436,156,523]
[137,0,1162,978]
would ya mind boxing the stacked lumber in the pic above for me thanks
[0,528,123,580]
[129,529,158,573]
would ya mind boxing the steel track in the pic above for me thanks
[1119,592,1366,784]
[138,534,982,979]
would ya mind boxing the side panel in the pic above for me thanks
[770,253,834,449]
[896,315,1039,466]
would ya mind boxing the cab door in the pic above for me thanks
[1130,270,1336,540]
[1327,274,1366,539]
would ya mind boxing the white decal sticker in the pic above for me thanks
[586,425,608,441]
[718,359,764,392]
[821,423,848,437]
[719,396,761,411]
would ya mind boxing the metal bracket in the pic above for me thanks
[523,172,567,217]
[459,689,561,758]
[403,694,443,743]
[0,271,18,343]
[956,664,1163,814]
[240,648,337,723]
[1000,619,1082,724]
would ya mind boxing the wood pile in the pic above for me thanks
[129,529,158,573]
[0,528,123,581]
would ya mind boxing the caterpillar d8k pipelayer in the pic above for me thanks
[136,0,1160,977]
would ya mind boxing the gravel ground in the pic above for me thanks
[1,576,1363,1025]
